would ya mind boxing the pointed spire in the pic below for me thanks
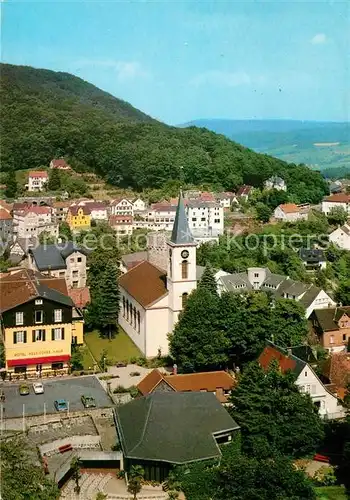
[170,191,195,245]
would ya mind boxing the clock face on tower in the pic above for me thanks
[181,249,189,259]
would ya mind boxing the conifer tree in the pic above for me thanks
[47,168,61,191]
[4,172,18,198]
[198,263,218,295]
[99,262,120,339]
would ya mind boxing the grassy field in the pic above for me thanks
[315,486,347,500]
[84,328,142,367]
[81,344,97,371]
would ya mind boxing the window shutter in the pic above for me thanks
[61,328,65,340]
[43,330,46,342]
[13,332,17,344]
[52,329,55,341]
[32,330,36,343]
[23,331,27,343]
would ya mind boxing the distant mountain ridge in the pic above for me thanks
[181,119,350,172]
[0,63,328,203]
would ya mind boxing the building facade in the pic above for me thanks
[322,194,350,216]
[110,199,134,217]
[274,203,306,222]
[0,269,84,377]
[66,206,91,231]
[27,171,48,192]
[264,176,287,191]
[311,306,350,353]
[329,224,350,250]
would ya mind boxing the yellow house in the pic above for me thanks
[66,205,91,231]
[0,269,84,377]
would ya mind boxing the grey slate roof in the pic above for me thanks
[170,193,195,246]
[220,273,252,293]
[115,392,239,464]
[30,243,90,271]
[312,306,350,332]
[299,249,325,263]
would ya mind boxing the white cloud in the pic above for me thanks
[311,33,327,45]
[190,70,252,88]
[74,59,150,81]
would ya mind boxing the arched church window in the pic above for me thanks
[129,303,132,323]
[126,299,129,321]
[182,292,188,309]
[137,311,141,333]
[133,307,137,328]
[181,260,188,279]
[122,297,126,317]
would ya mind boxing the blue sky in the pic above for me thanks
[2,0,349,125]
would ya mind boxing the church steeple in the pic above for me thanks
[170,192,195,245]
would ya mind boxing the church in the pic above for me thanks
[118,193,198,357]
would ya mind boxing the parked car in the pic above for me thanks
[19,384,30,396]
[33,382,44,395]
[81,395,96,408]
[54,399,68,412]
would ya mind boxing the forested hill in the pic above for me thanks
[1,63,328,203]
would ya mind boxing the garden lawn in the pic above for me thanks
[315,486,347,500]
[81,344,96,371]
[84,328,141,366]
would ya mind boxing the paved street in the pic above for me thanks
[0,375,113,418]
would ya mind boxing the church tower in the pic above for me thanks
[167,192,197,331]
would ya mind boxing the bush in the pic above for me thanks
[313,466,337,486]
[130,371,141,377]
[113,385,129,394]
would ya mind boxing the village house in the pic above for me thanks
[132,197,146,212]
[28,241,90,288]
[27,171,48,192]
[137,369,235,404]
[49,158,71,170]
[109,215,133,235]
[259,342,345,420]
[323,351,350,401]
[274,203,307,222]
[299,249,327,271]
[110,198,134,217]
[115,392,240,482]
[329,223,350,250]
[72,200,108,221]
[118,193,197,357]
[52,201,70,222]
[0,202,13,247]
[187,200,224,236]
[0,268,84,377]
[218,267,335,318]
[13,205,58,240]
[322,193,350,216]
[310,306,350,353]
[66,205,91,231]
[237,185,253,201]
[264,176,287,191]
[215,192,235,209]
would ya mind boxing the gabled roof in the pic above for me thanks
[277,203,300,214]
[299,248,325,263]
[313,306,350,332]
[259,342,306,377]
[30,243,90,271]
[50,159,70,169]
[29,171,48,178]
[325,352,350,389]
[68,287,91,308]
[119,261,168,307]
[170,193,195,246]
[0,269,73,313]
[220,273,252,293]
[68,205,91,216]
[0,209,12,221]
[137,369,235,403]
[237,185,253,196]
[115,392,239,464]
[324,194,350,203]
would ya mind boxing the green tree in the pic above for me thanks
[0,438,60,500]
[59,221,72,241]
[169,287,230,372]
[327,206,348,226]
[198,263,218,295]
[95,493,108,500]
[127,465,144,500]
[39,231,56,245]
[4,171,18,198]
[47,168,61,191]
[270,298,308,346]
[98,262,120,339]
[70,456,81,493]
[230,361,324,459]
[70,345,84,371]
[255,202,272,223]
[335,279,350,305]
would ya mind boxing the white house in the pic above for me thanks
[132,198,146,212]
[119,193,197,357]
[264,176,287,191]
[259,342,345,420]
[73,200,108,221]
[110,198,134,217]
[274,203,306,222]
[215,192,235,209]
[187,201,224,236]
[27,171,48,192]
[109,215,133,235]
[322,194,350,216]
[13,205,58,240]
[329,223,350,250]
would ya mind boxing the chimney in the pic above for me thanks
[173,363,178,375]
[287,348,292,357]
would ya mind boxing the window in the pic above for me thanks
[72,270,78,277]
[304,371,308,377]
[126,300,129,321]
[13,331,26,344]
[52,328,64,340]
[306,385,311,393]
[330,335,334,344]
[70,257,75,263]
[15,312,24,326]
[54,309,62,323]
[33,329,45,342]
[137,311,141,333]
[254,273,259,278]
[214,218,221,223]
[123,297,126,317]
[182,293,188,309]
[14,366,27,374]
[52,362,64,370]
[343,334,347,342]
[35,310,43,324]
[59,271,65,277]
[72,281,79,288]
[181,260,188,279]
[77,257,82,263]
[35,299,43,305]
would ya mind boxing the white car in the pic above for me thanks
[33,382,44,394]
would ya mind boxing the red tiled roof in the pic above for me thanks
[137,369,235,402]
[259,345,296,373]
[200,191,216,202]
[324,194,350,203]
[278,203,300,214]
[0,200,13,212]
[237,185,253,196]
[119,261,168,307]
[68,205,91,216]
[29,171,48,178]
[109,215,133,225]
[0,209,12,220]
[68,287,91,308]
[51,159,70,169]
[328,352,350,389]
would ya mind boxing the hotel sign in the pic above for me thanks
[12,348,65,358]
